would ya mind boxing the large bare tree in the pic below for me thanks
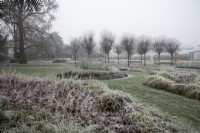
[82,32,96,64]
[70,38,81,65]
[137,35,151,66]
[100,31,115,64]
[114,44,123,64]
[1,0,41,19]
[2,1,58,64]
[153,37,166,65]
[164,38,180,65]
[0,34,8,52]
[121,34,136,67]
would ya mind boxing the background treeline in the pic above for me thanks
[68,31,181,66]
[1,1,181,65]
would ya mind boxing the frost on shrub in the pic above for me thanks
[159,71,198,84]
[0,95,8,107]
[118,67,143,72]
[57,69,127,80]
[0,74,184,132]
[148,70,157,75]
[79,60,110,71]
[98,93,125,112]
[52,58,67,63]
[144,71,200,101]
[144,76,172,91]
[176,61,200,69]
[130,68,143,72]
[118,67,130,71]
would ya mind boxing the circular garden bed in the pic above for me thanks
[57,70,128,80]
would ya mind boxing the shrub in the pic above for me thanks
[52,58,67,63]
[57,70,127,80]
[173,72,197,83]
[158,72,173,80]
[143,75,157,85]
[98,93,124,112]
[186,84,200,100]
[79,60,110,71]
[170,84,200,100]
[146,76,172,91]
[0,74,182,132]
[144,74,200,101]
[159,71,198,84]
[176,61,200,69]
[0,95,8,108]
[148,70,157,75]
[0,95,55,132]
[118,67,143,72]
[158,62,172,65]
[10,58,20,63]
[130,68,143,72]
[118,67,130,71]
[0,103,79,132]
[170,84,188,95]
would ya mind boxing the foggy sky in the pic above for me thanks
[52,0,200,48]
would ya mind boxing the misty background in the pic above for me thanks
[1,0,200,63]
[52,0,200,48]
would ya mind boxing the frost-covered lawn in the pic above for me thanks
[1,62,200,132]
[105,70,200,132]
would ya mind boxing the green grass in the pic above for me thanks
[104,71,200,132]
[14,66,71,76]
[1,63,74,76]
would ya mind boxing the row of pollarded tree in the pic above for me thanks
[70,31,181,66]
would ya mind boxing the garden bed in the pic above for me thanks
[176,61,200,69]
[144,71,200,100]
[52,58,67,63]
[0,74,184,132]
[118,67,144,72]
[57,70,128,80]
[176,65,200,69]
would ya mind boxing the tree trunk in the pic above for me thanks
[75,53,76,65]
[140,54,142,64]
[171,53,173,65]
[18,7,27,64]
[105,54,106,64]
[128,53,130,67]
[158,53,160,65]
[13,24,19,59]
[118,54,119,64]
[144,53,146,66]
[130,55,131,64]
[89,55,91,64]
[108,53,109,64]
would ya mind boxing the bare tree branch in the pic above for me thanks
[70,38,81,64]
[164,38,181,65]
[152,37,166,65]
[121,34,136,67]
[114,44,123,64]
[137,35,152,66]
[100,30,115,64]
[81,32,96,64]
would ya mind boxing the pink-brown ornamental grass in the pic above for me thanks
[57,70,127,80]
[0,73,183,132]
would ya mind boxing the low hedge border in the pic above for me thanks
[144,75,200,101]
